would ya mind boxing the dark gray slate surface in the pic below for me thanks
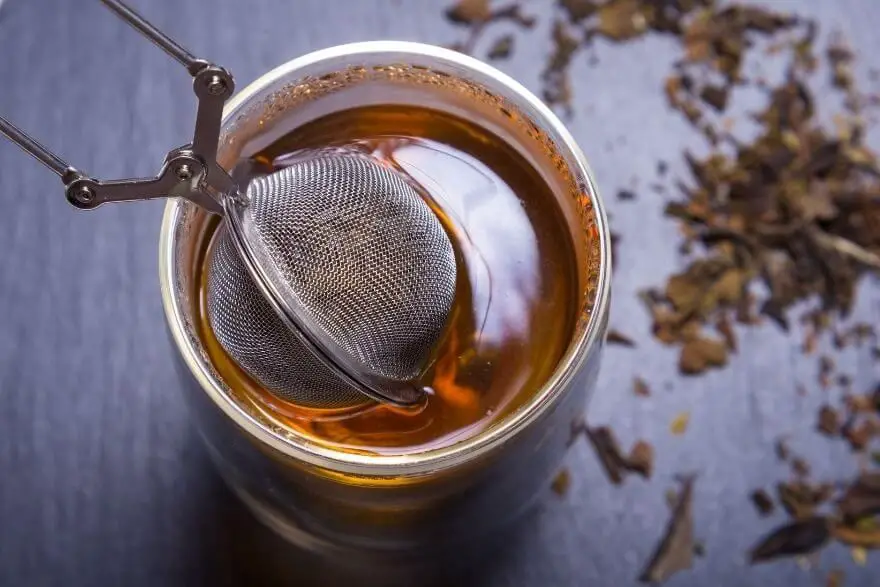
[0,0,879,585]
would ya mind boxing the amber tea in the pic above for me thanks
[195,104,579,454]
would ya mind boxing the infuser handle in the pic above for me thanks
[0,0,240,215]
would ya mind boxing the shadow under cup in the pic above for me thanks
[159,42,611,576]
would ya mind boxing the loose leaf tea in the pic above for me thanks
[628,440,655,479]
[633,376,651,397]
[580,425,655,484]
[750,489,775,517]
[838,473,880,520]
[818,406,841,436]
[487,34,514,60]
[446,1,535,55]
[608,329,637,347]
[542,19,581,115]
[640,476,696,584]
[552,468,572,496]
[585,426,629,484]
[831,521,880,549]
[749,517,831,564]
[827,569,845,587]
[851,546,868,566]
[670,412,690,435]
[443,0,880,580]
[777,481,833,519]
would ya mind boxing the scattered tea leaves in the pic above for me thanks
[543,19,581,114]
[567,415,588,448]
[831,521,880,549]
[639,476,696,584]
[837,473,880,520]
[776,438,791,462]
[446,1,535,55]
[487,34,514,60]
[820,356,836,390]
[827,569,845,587]
[750,489,775,517]
[445,0,490,24]
[627,440,654,479]
[633,376,651,397]
[586,426,628,484]
[778,481,833,519]
[679,336,728,375]
[851,546,868,566]
[551,468,572,496]
[792,457,812,479]
[842,420,876,452]
[818,405,841,436]
[715,313,738,352]
[670,411,690,435]
[608,329,637,347]
[749,517,831,564]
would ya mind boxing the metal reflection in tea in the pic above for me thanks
[195,105,579,453]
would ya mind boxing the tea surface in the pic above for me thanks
[197,105,578,454]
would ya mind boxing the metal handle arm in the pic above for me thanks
[0,0,237,215]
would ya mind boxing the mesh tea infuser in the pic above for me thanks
[0,0,456,408]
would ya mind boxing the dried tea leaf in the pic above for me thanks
[567,415,588,448]
[778,481,833,519]
[445,0,490,24]
[487,34,514,60]
[831,521,880,548]
[776,438,791,461]
[670,412,690,435]
[826,569,845,587]
[749,517,831,563]
[608,329,637,347]
[819,356,835,389]
[626,440,654,478]
[586,426,627,484]
[633,376,651,397]
[842,420,876,452]
[716,313,738,352]
[665,273,704,313]
[639,477,696,583]
[803,329,818,354]
[751,489,776,517]
[559,0,598,23]
[679,336,728,375]
[851,546,867,566]
[792,457,811,478]
[817,405,841,436]
[595,0,648,42]
[447,2,535,55]
[617,189,636,201]
[551,468,572,496]
[542,19,581,113]
[827,33,855,90]
[838,473,880,520]
[699,84,729,112]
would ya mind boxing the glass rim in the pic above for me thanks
[159,41,612,476]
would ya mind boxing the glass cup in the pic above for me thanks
[159,41,610,580]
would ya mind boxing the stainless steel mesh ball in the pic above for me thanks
[206,153,457,409]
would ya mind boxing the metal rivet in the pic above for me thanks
[207,76,227,96]
[175,164,193,181]
[75,186,94,203]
